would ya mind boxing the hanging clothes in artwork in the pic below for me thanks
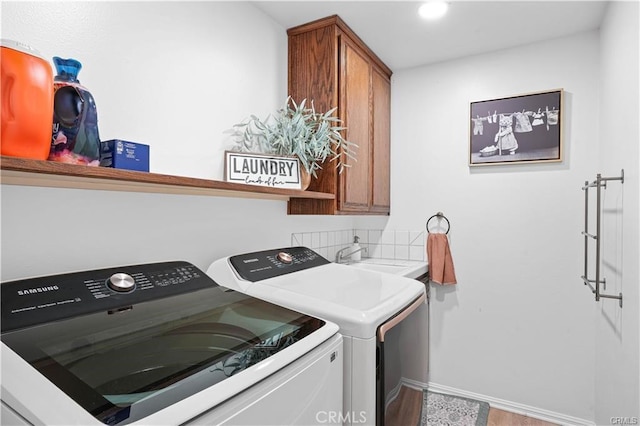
[513,111,533,133]
[531,108,544,126]
[472,116,485,135]
[545,106,559,131]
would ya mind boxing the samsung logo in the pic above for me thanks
[18,285,59,296]
[243,259,259,263]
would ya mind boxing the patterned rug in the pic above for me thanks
[420,390,490,426]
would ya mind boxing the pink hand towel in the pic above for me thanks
[427,233,457,285]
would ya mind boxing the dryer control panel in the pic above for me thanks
[229,247,329,282]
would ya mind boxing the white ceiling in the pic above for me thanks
[252,0,609,70]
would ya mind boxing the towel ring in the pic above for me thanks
[426,212,450,234]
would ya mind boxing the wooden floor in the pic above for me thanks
[386,385,424,426]
[385,386,558,426]
[487,408,558,426]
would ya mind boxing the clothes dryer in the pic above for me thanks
[208,247,427,426]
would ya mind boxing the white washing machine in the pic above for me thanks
[1,261,342,425]
[207,247,427,426]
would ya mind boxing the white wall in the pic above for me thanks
[385,32,603,422]
[2,1,282,180]
[596,1,640,423]
[0,1,356,281]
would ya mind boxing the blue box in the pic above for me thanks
[100,140,149,172]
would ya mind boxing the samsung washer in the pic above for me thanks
[1,261,342,425]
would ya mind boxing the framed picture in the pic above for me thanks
[469,89,563,166]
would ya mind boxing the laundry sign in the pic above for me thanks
[224,151,302,189]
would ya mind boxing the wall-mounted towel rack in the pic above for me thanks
[426,212,450,234]
[581,169,624,308]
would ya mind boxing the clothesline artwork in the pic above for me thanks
[469,89,563,166]
[471,106,559,136]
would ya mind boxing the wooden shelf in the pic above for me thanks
[0,156,335,202]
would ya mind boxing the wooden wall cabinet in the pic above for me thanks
[287,15,392,215]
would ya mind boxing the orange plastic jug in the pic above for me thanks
[1,39,54,160]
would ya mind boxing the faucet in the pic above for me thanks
[335,245,368,264]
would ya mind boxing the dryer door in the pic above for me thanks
[376,293,426,426]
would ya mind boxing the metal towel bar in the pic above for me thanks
[581,170,624,307]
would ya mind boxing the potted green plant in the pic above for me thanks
[231,97,357,189]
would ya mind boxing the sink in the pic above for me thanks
[345,258,428,279]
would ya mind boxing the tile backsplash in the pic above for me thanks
[291,229,426,262]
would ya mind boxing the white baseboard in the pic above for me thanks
[400,378,595,426]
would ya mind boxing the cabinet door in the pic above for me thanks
[288,25,339,201]
[371,67,391,214]
[339,38,371,212]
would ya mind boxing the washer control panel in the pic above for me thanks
[229,247,330,282]
[1,261,213,332]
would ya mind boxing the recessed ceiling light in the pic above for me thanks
[418,1,449,20]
